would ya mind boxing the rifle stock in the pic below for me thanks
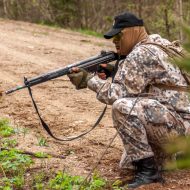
[6,51,120,94]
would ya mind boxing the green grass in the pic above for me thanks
[74,28,103,38]
[0,118,33,189]
[48,171,107,190]
[37,20,103,38]
[0,149,33,174]
[0,118,122,189]
[1,139,18,148]
[34,152,51,158]
[0,149,33,189]
[0,176,24,190]
[0,118,15,137]
[37,137,48,147]
[37,20,60,28]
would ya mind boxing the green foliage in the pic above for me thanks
[48,171,83,190]
[0,176,24,190]
[38,20,60,28]
[32,170,116,190]
[0,117,122,189]
[183,25,190,42]
[0,119,15,137]
[111,180,123,190]
[86,172,106,190]
[13,127,29,137]
[32,171,47,190]
[0,149,33,175]
[0,118,29,189]
[48,0,77,27]
[165,137,190,169]
[166,25,190,170]
[2,0,190,40]
[34,152,50,158]
[1,139,18,148]
[48,172,108,190]
[33,183,44,190]
[173,24,190,71]
[0,149,33,189]
[0,185,13,190]
[37,137,48,147]
[74,29,102,38]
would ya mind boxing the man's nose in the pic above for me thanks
[113,38,117,44]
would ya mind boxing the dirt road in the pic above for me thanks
[0,19,190,189]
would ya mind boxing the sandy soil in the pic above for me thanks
[0,19,190,190]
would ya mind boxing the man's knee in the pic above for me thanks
[112,98,135,116]
[112,98,163,126]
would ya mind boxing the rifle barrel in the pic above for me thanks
[6,85,26,94]
[6,51,118,94]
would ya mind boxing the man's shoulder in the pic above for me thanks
[131,34,172,57]
[125,44,158,66]
[127,40,158,59]
[148,34,171,44]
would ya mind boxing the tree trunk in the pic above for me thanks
[3,0,8,16]
[164,6,170,38]
[178,0,183,41]
[137,0,142,17]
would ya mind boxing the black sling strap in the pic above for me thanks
[25,78,107,141]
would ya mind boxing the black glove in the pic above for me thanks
[97,64,115,78]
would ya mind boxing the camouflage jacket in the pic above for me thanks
[87,34,190,113]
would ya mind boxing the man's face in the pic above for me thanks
[112,32,123,55]
[112,26,147,56]
[112,27,141,56]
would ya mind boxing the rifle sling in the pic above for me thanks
[26,84,107,141]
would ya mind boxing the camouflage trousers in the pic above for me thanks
[112,97,189,169]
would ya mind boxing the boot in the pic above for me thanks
[127,157,163,189]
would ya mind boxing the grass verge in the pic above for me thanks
[0,118,122,189]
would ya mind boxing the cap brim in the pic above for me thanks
[104,28,122,39]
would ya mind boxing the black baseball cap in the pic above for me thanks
[104,11,144,39]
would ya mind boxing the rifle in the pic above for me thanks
[6,51,123,141]
[6,51,120,94]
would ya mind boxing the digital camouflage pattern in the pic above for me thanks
[87,34,190,168]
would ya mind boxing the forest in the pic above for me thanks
[0,0,189,41]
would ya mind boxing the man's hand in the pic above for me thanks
[67,67,91,89]
[97,63,115,80]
